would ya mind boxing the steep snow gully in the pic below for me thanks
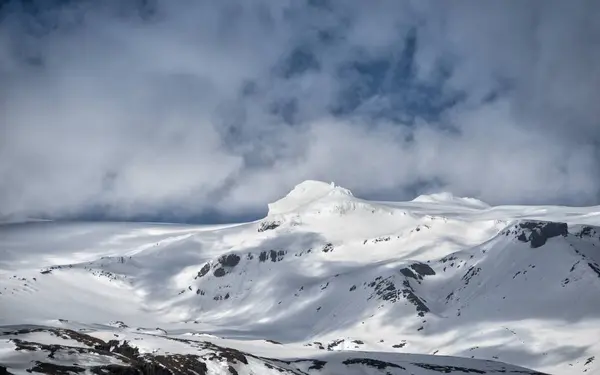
[1,181,599,374]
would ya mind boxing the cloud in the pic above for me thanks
[0,0,599,222]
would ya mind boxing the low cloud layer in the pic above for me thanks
[1,0,599,222]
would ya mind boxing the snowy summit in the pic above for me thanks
[267,180,353,215]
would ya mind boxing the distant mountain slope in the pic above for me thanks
[0,326,546,375]
[1,181,599,374]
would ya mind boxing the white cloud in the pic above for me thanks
[0,0,598,221]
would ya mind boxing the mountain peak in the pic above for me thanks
[267,180,354,215]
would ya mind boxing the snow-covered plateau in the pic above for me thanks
[1,180,599,374]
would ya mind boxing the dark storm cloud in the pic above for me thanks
[1,0,599,222]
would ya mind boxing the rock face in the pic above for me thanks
[502,221,568,248]
[218,254,241,268]
[197,263,210,278]
[258,221,281,232]
[573,225,599,239]
[400,263,436,280]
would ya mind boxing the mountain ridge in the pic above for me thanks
[1,181,599,374]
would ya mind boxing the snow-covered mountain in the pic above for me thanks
[1,180,599,374]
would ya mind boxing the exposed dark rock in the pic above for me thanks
[322,243,334,253]
[258,250,286,263]
[349,285,356,291]
[218,254,241,268]
[271,250,286,262]
[111,321,129,329]
[327,339,344,351]
[342,358,405,370]
[585,356,595,366]
[139,354,207,375]
[508,221,568,248]
[401,263,436,282]
[574,226,598,238]
[197,263,211,278]
[412,363,486,373]
[258,221,280,232]
[401,280,429,317]
[440,255,457,264]
[29,362,85,374]
[60,329,106,347]
[588,263,600,278]
[213,268,226,277]
[462,266,481,285]
[307,360,326,370]
[373,236,391,243]
[368,276,399,303]
[205,344,248,365]
[570,261,579,272]
[94,340,139,359]
[399,267,418,279]
[410,263,436,277]
[5,328,105,348]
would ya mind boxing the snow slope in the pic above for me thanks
[1,180,599,374]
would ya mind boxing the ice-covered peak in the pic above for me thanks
[268,180,354,215]
[411,192,490,209]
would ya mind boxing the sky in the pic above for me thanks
[1,0,599,223]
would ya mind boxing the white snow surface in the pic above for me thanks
[267,180,355,216]
[411,192,491,209]
[1,180,599,374]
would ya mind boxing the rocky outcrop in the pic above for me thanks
[258,220,281,232]
[400,262,436,281]
[502,221,568,248]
